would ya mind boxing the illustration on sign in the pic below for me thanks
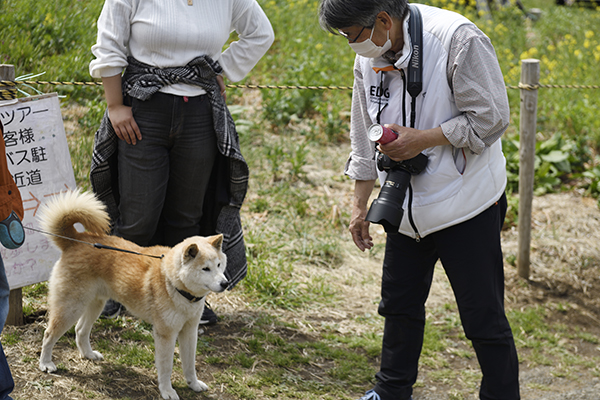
[0,93,77,289]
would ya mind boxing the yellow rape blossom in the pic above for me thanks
[494,23,508,36]
[520,47,538,60]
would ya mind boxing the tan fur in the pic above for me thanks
[38,190,228,400]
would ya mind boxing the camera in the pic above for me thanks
[365,152,428,233]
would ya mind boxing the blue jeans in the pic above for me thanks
[115,92,218,247]
[0,257,14,400]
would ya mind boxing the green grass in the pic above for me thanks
[4,0,600,199]
[204,323,380,398]
[3,0,600,399]
[0,0,103,101]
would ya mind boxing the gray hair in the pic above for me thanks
[318,0,409,34]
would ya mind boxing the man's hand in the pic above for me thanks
[349,180,376,251]
[378,124,449,161]
[349,204,373,252]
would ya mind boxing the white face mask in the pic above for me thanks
[349,25,392,58]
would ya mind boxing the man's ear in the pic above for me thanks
[377,11,394,30]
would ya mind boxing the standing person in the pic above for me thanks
[89,0,274,323]
[0,120,26,400]
[319,1,519,400]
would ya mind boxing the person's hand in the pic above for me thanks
[378,123,423,162]
[349,204,373,252]
[378,124,449,162]
[216,75,227,102]
[108,104,142,145]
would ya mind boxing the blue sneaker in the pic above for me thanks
[358,390,381,400]
[358,390,413,400]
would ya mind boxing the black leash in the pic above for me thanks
[25,226,164,259]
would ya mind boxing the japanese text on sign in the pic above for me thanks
[0,93,77,289]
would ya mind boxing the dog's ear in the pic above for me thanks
[184,243,200,259]
[208,234,223,251]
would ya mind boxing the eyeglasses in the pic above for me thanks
[339,26,367,43]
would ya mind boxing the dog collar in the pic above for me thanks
[176,288,205,303]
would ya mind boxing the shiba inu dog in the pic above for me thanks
[38,190,228,400]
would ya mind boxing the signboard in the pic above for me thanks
[0,93,77,289]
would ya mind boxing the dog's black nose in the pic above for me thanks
[220,280,229,290]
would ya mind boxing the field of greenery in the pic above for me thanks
[2,0,600,198]
[2,0,600,399]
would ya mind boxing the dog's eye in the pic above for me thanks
[202,267,210,272]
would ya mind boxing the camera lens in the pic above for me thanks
[365,153,428,233]
[365,168,412,233]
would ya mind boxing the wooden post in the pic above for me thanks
[6,290,23,326]
[0,64,24,326]
[516,59,540,280]
[0,65,15,81]
[0,64,16,99]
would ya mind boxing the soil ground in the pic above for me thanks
[4,192,600,400]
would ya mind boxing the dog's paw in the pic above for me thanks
[83,350,104,361]
[188,379,208,392]
[159,387,179,400]
[90,351,104,361]
[39,361,57,373]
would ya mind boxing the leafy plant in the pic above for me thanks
[0,0,104,102]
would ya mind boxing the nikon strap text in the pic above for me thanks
[407,4,423,128]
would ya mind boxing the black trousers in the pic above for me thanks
[374,193,520,400]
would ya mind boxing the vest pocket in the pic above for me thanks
[453,147,466,175]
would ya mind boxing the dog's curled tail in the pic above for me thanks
[39,190,111,250]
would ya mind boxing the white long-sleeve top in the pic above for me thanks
[89,0,274,97]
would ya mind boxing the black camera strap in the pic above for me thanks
[407,5,423,129]
[369,5,425,240]
[375,5,422,127]
[407,5,423,240]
